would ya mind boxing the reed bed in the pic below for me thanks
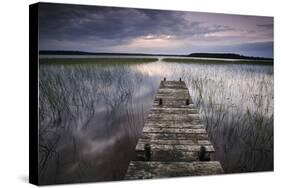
[160,61,273,173]
[39,62,158,184]
[39,58,273,184]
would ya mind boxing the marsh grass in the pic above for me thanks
[138,60,273,172]
[174,62,274,173]
[38,62,158,184]
[38,58,273,184]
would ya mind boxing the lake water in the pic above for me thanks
[39,57,273,184]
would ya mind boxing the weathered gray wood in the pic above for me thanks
[142,127,207,134]
[160,80,187,85]
[160,81,187,89]
[146,119,202,125]
[147,113,200,119]
[141,132,209,140]
[124,80,223,179]
[138,139,211,145]
[145,122,205,129]
[157,88,187,92]
[134,150,200,162]
[152,104,197,109]
[136,143,214,152]
[152,103,195,108]
[134,148,215,162]
[146,119,202,126]
[151,108,199,114]
[148,110,200,116]
[146,118,198,123]
[156,94,186,97]
[125,161,223,179]
[154,98,191,102]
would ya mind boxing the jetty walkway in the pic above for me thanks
[125,79,223,179]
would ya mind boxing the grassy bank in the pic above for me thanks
[39,57,159,65]
[163,58,273,65]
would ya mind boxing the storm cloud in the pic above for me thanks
[38,3,273,58]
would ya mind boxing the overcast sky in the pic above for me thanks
[38,3,273,58]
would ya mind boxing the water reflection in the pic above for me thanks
[39,59,273,184]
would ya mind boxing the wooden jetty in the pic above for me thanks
[125,79,223,180]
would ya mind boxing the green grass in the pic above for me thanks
[39,58,159,65]
[162,58,273,65]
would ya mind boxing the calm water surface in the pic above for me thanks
[39,57,273,184]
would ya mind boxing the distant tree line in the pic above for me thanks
[187,53,273,60]
[39,50,273,60]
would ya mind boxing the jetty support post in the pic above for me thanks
[159,98,163,105]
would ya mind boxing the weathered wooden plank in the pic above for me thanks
[159,85,186,88]
[157,88,188,92]
[151,107,196,110]
[134,150,215,163]
[156,92,190,97]
[152,103,195,108]
[145,123,205,129]
[160,80,186,84]
[147,116,201,122]
[125,161,223,179]
[156,94,189,98]
[138,139,211,145]
[154,97,189,101]
[151,106,197,110]
[152,105,197,109]
[153,100,192,104]
[151,108,199,114]
[146,119,202,126]
[142,127,207,134]
[125,80,223,179]
[134,150,199,162]
[153,103,196,107]
[156,89,189,94]
[148,113,201,119]
[149,111,199,116]
[156,90,189,94]
[160,80,187,85]
[136,143,214,152]
[160,81,187,89]
[145,119,202,124]
[157,88,188,93]
[155,92,188,96]
[141,132,209,140]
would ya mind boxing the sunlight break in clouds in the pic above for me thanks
[111,35,183,52]
[39,3,273,57]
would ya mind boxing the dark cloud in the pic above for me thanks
[39,3,233,47]
[256,23,274,29]
[38,3,273,57]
